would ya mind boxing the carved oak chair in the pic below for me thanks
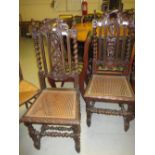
[84,10,135,131]
[20,20,81,153]
[130,56,135,92]
[19,63,40,109]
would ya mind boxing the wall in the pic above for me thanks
[122,0,135,9]
[19,0,135,21]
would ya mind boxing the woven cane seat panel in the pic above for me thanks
[19,80,39,106]
[24,89,79,122]
[84,75,134,101]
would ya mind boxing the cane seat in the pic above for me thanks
[22,89,80,125]
[84,75,134,102]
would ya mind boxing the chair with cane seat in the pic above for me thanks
[84,10,135,131]
[20,20,81,153]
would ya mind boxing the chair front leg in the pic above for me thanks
[124,103,135,131]
[24,123,41,149]
[72,125,81,153]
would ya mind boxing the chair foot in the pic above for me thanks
[74,136,80,153]
[124,118,130,132]
[33,136,41,149]
[87,112,92,127]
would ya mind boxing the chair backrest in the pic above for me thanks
[32,19,79,89]
[92,10,135,75]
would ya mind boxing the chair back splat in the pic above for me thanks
[32,19,79,90]
[84,10,135,132]
[92,10,135,75]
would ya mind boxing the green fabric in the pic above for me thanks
[65,62,83,73]
[98,65,124,71]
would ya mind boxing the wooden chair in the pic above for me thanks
[130,56,135,92]
[21,20,81,153]
[19,63,40,109]
[84,10,135,131]
[32,18,87,96]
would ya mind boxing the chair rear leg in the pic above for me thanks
[86,101,95,127]
[79,79,84,97]
[61,81,65,87]
[48,78,56,88]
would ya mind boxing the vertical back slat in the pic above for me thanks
[71,28,79,89]
[125,35,132,62]
[66,34,72,72]
[103,25,107,64]
[33,31,46,89]
[125,43,135,75]
[121,25,128,62]
[47,34,54,73]
[92,20,98,73]
[98,25,102,61]
[59,33,66,72]
[115,23,120,62]
[39,34,48,74]
[33,33,43,73]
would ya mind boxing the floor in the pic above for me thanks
[19,37,135,155]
